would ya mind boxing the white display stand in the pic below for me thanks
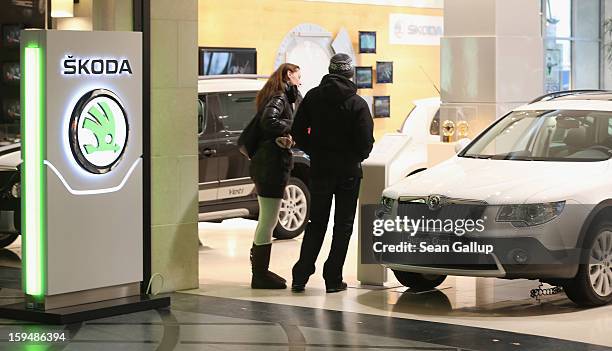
[359,134,420,285]
[358,136,458,286]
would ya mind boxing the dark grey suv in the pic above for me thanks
[196,75,310,239]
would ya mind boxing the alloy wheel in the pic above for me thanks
[279,184,307,232]
[589,230,612,297]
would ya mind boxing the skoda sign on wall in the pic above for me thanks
[69,89,129,174]
[389,14,443,46]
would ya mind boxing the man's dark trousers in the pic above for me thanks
[293,174,361,285]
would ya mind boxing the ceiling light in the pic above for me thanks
[51,0,74,18]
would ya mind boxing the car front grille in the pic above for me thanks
[397,197,487,223]
[380,196,494,270]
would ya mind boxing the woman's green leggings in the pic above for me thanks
[253,196,282,245]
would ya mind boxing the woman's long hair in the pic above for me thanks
[256,63,300,111]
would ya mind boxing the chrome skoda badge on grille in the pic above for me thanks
[427,195,443,211]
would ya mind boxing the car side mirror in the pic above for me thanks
[455,138,472,154]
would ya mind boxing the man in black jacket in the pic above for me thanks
[291,53,375,293]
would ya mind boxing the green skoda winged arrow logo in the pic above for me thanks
[69,89,129,174]
[83,101,121,154]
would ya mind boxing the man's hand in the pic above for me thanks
[275,135,294,149]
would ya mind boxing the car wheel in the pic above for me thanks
[563,221,612,307]
[392,270,446,291]
[274,177,310,240]
[0,233,18,249]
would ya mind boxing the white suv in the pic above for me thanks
[379,91,612,307]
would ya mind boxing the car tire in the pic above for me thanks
[563,221,612,307]
[392,270,446,291]
[0,233,18,249]
[273,177,310,240]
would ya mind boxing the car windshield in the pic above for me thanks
[461,110,612,162]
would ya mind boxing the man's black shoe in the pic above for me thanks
[325,281,348,293]
[291,283,306,292]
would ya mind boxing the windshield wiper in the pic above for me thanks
[489,153,535,161]
[463,153,535,160]
[512,157,535,161]
[462,154,493,159]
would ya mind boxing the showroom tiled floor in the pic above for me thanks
[0,289,606,351]
[190,216,612,348]
[0,214,611,350]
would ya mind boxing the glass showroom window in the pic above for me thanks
[543,0,601,93]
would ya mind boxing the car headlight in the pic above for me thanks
[496,201,565,227]
[377,197,396,219]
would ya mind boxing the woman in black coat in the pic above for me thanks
[249,63,301,289]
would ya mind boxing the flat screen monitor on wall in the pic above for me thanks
[355,66,373,89]
[199,47,257,76]
[359,31,376,54]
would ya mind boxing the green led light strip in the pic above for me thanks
[22,45,45,300]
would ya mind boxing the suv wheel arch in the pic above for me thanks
[577,201,612,252]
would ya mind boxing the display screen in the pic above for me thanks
[2,62,20,83]
[359,31,376,53]
[376,61,393,84]
[199,47,257,76]
[2,98,20,121]
[373,96,390,118]
[355,66,373,89]
[2,24,21,47]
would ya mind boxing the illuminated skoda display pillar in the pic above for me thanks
[20,30,143,310]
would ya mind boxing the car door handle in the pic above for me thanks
[202,148,217,157]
